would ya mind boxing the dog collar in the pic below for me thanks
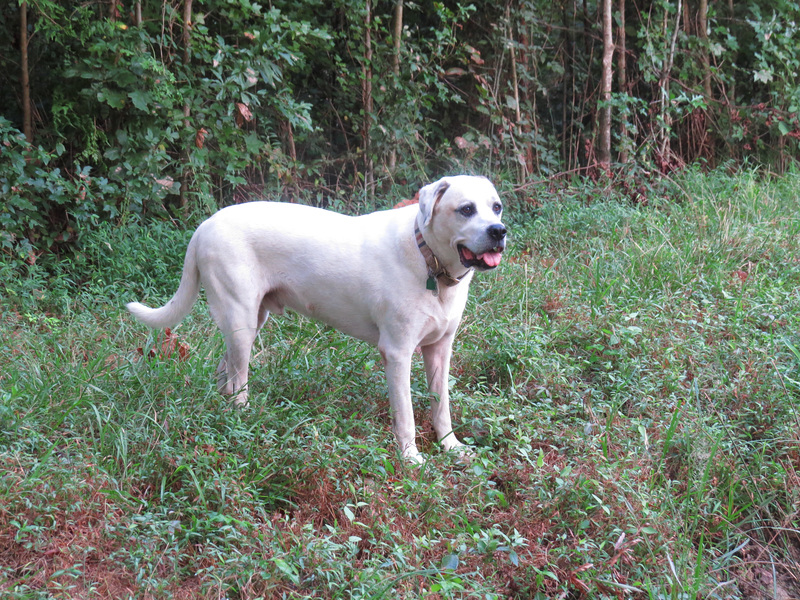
[414,223,469,290]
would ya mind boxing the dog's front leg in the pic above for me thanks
[422,336,468,454]
[380,345,423,463]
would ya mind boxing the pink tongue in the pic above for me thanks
[478,251,502,267]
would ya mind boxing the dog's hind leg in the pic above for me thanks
[204,272,263,407]
[212,283,280,405]
[216,354,232,395]
[222,324,257,406]
[215,299,271,398]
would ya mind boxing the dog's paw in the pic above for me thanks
[442,441,475,464]
[401,446,427,465]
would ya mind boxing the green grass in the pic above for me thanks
[1,168,800,598]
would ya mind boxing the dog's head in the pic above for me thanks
[417,175,507,271]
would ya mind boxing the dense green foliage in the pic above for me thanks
[1,170,799,597]
[2,0,799,263]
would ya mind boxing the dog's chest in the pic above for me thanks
[417,290,468,344]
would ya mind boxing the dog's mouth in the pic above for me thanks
[458,244,504,270]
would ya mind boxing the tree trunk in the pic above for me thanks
[562,0,576,170]
[179,0,193,210]
[617,0,628,163]
[727,0,735,105]
[597,0,614,167]
[507,4,521,126]
[698,0,712,99]
[506,2,528,179]
[20,0,32,143]
[519,28,537,173]
[392,0,403,76]
[657,0,682,169]
[388,0,403,173]
[725,0,736,145]
[361,0,374,195]
[181,0,192,96]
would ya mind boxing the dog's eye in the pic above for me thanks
[492,202,503,215]
[459,204,476,217]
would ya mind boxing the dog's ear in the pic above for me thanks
[417,179,451,227]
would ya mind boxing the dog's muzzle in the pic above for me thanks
[458,223,507,270]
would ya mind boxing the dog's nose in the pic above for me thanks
[487,223,507,241]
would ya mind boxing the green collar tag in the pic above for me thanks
[426,276,437,291]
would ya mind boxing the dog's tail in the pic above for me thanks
[126,235,201,329]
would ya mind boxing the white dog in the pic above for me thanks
[127,175,507,462]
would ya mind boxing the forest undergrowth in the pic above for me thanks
[1,168,799,599]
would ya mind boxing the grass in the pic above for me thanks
[1,167,800,598]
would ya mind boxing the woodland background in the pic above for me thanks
[1,0,799,265]
[3,2,800,597]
